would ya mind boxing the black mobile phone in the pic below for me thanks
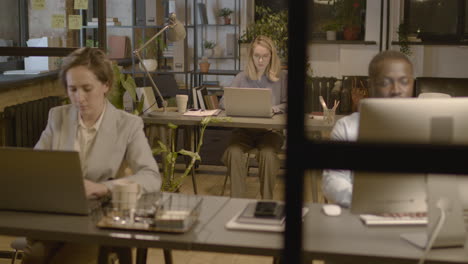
[254,201,278,217]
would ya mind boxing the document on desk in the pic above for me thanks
[183,109,221,117]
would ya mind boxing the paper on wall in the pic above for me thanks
[25,37,49,72]
[74,0,88,10]
[68,15,82,30]
[32,0,45,10]
[51,14,65,28]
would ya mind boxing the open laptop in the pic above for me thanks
[223,87,274,118]
[0,147,91,215]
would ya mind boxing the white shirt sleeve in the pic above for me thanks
[321,113,359,208]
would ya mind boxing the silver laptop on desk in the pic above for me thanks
[223,87,274,118]
[0,147,90,215]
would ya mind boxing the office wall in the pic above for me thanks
[0,0,19,45]
[309,0,468,79]
[28,0,67,39]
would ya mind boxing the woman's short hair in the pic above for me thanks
[245,35,281,82]
[59,47,114,91]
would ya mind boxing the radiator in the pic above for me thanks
[3,96,62,147]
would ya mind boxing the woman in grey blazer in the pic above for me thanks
[22,47,161,264]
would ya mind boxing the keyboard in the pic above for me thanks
[360,214,427,226]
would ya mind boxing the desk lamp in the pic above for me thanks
[133,13,186,113]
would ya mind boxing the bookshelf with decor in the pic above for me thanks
[191,0,242,108]
[79,0,194,104]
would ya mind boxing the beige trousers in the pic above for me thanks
[22,239,99,264]
[222,128,283,199]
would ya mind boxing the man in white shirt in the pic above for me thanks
[322,50,415,207]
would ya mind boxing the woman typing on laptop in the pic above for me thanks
[220,35,287,199]
[22,47,161,263]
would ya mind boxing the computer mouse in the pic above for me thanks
[322,204,342,216]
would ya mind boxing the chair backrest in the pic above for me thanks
[306,77,337,113]
[340,76,369,114]
[415,77,468,97]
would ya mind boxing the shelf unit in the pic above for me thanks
[78,0,194,93]
[192,0,241,87]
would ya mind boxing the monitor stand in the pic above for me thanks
[401,174,466,249]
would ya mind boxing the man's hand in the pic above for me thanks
[84,179,109,199]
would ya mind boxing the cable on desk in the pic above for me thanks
[418,204,446,264]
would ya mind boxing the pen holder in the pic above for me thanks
[323,108,336,125]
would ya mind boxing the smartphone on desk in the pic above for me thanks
[254,201,280,218]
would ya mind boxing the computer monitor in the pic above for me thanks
[352,98,468,249]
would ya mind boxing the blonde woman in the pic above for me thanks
[221,35,287,199]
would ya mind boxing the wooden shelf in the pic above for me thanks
[311,40,377,45]
[391,41,468,46]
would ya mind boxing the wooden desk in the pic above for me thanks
[0,196,467,264]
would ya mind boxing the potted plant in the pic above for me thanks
[199,56,210,73]
[217,7,234,25]
[335,0,365,40]
[322,20,343,41]
[239,5,288,64]
[203,40,216,57]
[137,35,167,72]
[153,117,230,192]
[398,23,412,57]
[108,64,145,115]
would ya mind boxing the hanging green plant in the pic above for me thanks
[398,23,412,57]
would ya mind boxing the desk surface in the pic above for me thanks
[0,196,467,263]
[144,111,336,132]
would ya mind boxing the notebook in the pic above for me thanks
[0,147,91,215]
[223,87,274,118]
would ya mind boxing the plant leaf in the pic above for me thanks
[178,149,201,161]
[122,75,138,102]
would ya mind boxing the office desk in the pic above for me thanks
[302,205,468,264]
[143,111,335,200]
[144,111,335,133]
[1,197,467,264]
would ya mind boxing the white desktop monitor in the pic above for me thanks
[352,98,468,248]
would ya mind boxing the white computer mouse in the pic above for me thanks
[322,204,342,216]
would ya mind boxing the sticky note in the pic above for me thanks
[32,0,45,10]
[74,0,88,10]
[51,14,65,29]
[68,15,82,30]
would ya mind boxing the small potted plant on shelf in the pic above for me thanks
[203,40,216,57]
[322,20,342,41]
[335,0,366,41]
[199,56,210,73]
[217,7,234,25]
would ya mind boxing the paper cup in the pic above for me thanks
[112,179,142,210]
[176,94,189,113]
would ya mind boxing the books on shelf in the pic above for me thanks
[203,94,219,110]
[197,3,208,24]
[87,21,122,26]
[196,86,209,110]
[108,35,129,59]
